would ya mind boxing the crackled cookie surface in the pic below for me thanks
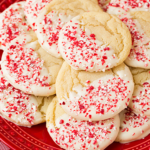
[116,108,150,143]
[119,12,150,68]
[25,0,52,30]
[0,71,54,127]
[0,2,33,49]
[46,97,120,150]
[56,62,134,121]
[107,0,150,15]
[1,34,63,96]
[35,0,102,58]
[59,12,131,72]
[129,68,150,117]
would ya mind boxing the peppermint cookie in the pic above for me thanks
[0,2,34,49]
[56,62,134,121]
[24,0,52,30]
[116,108,150,143]
[35,0,102,58]
[0,71,54,127]
[46,97,120,150]
[129,68,150,117]
[59,12,131,72]
[119,12,150,68]
[107,0,150,15]
[1,34,63,96]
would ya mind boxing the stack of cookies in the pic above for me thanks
[0,0,150,149]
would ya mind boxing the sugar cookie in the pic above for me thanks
[116,108,150,143]
[0,2,34,49]
[59,12,131,72]
[56,62,134,121]
[25,0,52,30]
[1,34,63,96]
[119,12,150,68]
[0,70,54,127]
[129,68,150,117]
[46,97,120,150]
[107,0,150,15]
[35,0,102,58]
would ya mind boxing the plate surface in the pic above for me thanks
[0,0,150,150]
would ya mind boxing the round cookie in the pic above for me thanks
[129,68,150,117]
[107,0,150,15]
[0,70,55,127]
[46,97,120,150]
[116,108,150,143]
[24,0,52,30]
[0,2,34,49]
[119,12,150,68]
[56,62,134,121]
[1,34,63,96]
[35,0,103,58]
[59,12,131,72]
